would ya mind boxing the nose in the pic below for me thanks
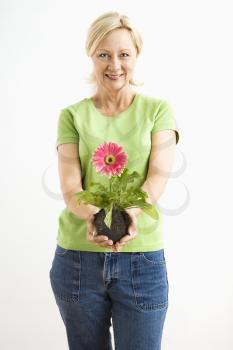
[108,55,121,72]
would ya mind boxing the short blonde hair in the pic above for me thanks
[85,11,143,87]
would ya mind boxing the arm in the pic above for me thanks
[58,143,99,220]
[132,129,177,216]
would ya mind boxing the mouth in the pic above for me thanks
[105,74,124,80]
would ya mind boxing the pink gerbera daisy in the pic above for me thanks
[92,142,127,177]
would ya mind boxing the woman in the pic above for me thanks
[49,11,179,350]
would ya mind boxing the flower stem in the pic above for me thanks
[109,175,113,193]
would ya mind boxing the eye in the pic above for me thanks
[98,53,130,58]
[99,53,109,58]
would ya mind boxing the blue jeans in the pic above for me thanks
[49,245,169,350]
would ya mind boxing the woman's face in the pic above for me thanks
[91,28,138,92]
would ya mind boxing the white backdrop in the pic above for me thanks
[1,0,233,349]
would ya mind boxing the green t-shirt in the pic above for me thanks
[55,92,179,252]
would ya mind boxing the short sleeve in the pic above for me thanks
[56,108,79,151]
[151,99,179,144]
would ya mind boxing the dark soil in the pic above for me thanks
[93,208,132,244]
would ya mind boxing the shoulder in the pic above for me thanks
[60,97,90,116]
[137,93,166,114]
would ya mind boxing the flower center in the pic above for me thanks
[105,155,116,165]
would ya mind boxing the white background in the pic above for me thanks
[1,0,233,349]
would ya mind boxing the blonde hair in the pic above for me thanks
[85,11,144,87]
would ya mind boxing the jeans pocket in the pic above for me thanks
[132,252,168,311]
[49,247,81,302]
[140,249,166,265]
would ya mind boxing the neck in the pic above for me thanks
[92,87,136,110]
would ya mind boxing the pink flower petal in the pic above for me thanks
[92,141,127,177]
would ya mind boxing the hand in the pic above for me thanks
[86,209,115,249]
[112,208,139,252]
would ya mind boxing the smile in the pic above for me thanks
[105,74,124,80]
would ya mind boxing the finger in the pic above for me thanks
[96,240,114,247]
[111,244,120,252]
[95,241,114,248]
[119,235,136,244]
[86,227,113,246]
[93,235,109,243]
[87,230,100,243]
[95,238,116,248]
[113,243,124,252]
[88,233,113,246]
[86,229,96,240]
[119,230,137,243]
[126,218,137,238]
[115,241,127,246]
[93,235,114,246]
[87,216,97,229]
[116,240,127,247]
[86,223,95,236]
[129,217,137,233]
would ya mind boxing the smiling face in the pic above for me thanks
[91,28,138,92]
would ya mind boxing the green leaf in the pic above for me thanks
[104,203,113,228]
[74,190,110,209]
[89,182,108,192]
[74,169,159,223]
[117,168,141,192]
[141,205,159,220]
[124,198,159,220]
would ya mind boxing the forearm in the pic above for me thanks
[141,173,168,206]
